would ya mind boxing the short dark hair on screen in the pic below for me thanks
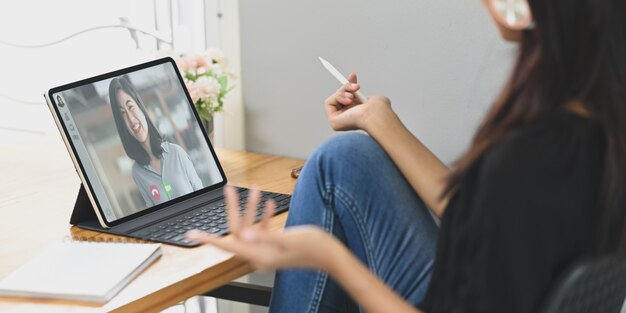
[109,75,163,166]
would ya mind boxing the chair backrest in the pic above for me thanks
[541,257,626,313]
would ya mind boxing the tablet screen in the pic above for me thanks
[49,59,225,224]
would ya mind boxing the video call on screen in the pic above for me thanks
[54,62,223,222]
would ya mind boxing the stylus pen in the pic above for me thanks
[319,57,368,104]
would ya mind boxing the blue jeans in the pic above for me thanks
[269,133,440,313]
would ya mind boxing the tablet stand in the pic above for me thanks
[69,184,109,232]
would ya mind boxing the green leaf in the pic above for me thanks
[218,76,228,93]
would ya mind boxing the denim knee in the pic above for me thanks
[291,132,385,223]
[308,132,385,175]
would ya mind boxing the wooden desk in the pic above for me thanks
[0,133,305,312]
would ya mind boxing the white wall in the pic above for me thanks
[238,0,517,164]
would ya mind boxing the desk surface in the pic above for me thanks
[0,133,304,312]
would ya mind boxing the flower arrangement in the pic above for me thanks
[174,48,233,123]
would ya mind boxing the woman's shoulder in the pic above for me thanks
[162,141,185,153]
[489,111,604,164]
[131,162,146,180]
[161,142,191,159]
[476,111,605,187]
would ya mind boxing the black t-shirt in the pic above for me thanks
[419,111,605,313]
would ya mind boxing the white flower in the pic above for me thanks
[195,76,220,102]
[210,63,223,75]
[206,48,228,68]
[185,79,200,103]
[182,53,200,70]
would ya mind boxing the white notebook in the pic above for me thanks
[0,240,162,303]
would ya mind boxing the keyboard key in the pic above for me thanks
[136,230,151,237]
[274,195,290,202]
[172,234,186,242]
[161,232,178,240]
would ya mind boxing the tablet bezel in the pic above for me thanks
[45,57,228,228]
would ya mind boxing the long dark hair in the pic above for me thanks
[446,0,626,255]
[109,75,164,166]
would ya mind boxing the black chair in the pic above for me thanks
[541,257,626,313]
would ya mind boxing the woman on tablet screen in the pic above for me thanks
[109,76,203,207]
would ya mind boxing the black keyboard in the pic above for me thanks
[130,188,291,247]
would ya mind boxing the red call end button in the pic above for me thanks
[149,185,161,201]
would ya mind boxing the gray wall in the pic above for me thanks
[239,0,517,164]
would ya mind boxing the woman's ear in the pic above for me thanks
[483,0,533,41]
[486,0,533,30]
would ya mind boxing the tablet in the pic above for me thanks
[45,57,227,228]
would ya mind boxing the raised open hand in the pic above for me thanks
[186,186,339,271]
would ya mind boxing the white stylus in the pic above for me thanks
[319,57,368,104]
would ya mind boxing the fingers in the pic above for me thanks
[328,86,360,108]
[325,82,361,107]
[348,72,358,84]
[260,199,275,229]
[337,90,354,106]
[325,90,349,108]
[244,188,261,227]
[225,186,241,235]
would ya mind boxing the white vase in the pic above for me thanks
[202,118,215,144]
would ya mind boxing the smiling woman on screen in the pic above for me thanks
[109,76,203,208]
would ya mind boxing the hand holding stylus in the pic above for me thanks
[322,70,393,133]
[319,57,368,104]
